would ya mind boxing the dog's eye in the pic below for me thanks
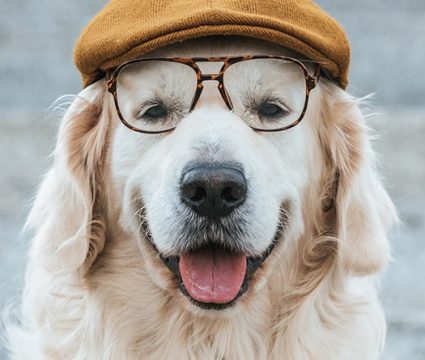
[143,104,168,119]
[257,102,289,118]
[135,101,169,122]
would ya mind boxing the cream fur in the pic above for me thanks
[7,38,396,360]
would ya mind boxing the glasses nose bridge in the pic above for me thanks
[195,60,226,89]
[200,73,222,82]
[190,71,232,110]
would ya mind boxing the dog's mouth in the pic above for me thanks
[140,201,289,310]
[158,239,279,310]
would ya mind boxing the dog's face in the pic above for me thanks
[109,37,319,312]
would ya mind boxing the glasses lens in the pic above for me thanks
[116,60,197,132]
[223,58,308,130]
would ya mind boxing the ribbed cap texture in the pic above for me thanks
[74,0,350,88]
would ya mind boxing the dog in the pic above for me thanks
[8,36,396,359]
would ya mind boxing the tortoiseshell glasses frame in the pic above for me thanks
[106,55,321,134]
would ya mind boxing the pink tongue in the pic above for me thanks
[179,247,247,304]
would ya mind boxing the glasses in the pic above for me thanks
[106,56,320,134]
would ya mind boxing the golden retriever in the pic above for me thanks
[9,37,396,359]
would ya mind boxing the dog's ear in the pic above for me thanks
[318,83,396,275]
[27,80,110,277]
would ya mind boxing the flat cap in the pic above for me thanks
[74,0,350,88]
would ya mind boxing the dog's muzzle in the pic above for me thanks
[142,162,286,310]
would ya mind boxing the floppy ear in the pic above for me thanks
[27,80,111,277]
[318,82,396,275]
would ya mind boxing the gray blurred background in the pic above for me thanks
[0,1,424,358]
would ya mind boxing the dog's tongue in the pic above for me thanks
[179,247,247,304]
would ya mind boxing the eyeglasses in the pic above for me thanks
[106,56,320,134]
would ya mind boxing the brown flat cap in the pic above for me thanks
[74,0,350,88]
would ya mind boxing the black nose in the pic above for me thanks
[180,165,247,218]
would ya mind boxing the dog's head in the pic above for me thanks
[109,38,315,311]
[31,37,395,315]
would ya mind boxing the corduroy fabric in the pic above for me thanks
[74,0,350,88]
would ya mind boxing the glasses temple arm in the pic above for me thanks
[313,64,321,81]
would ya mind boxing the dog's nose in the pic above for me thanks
[180,165,247,218]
